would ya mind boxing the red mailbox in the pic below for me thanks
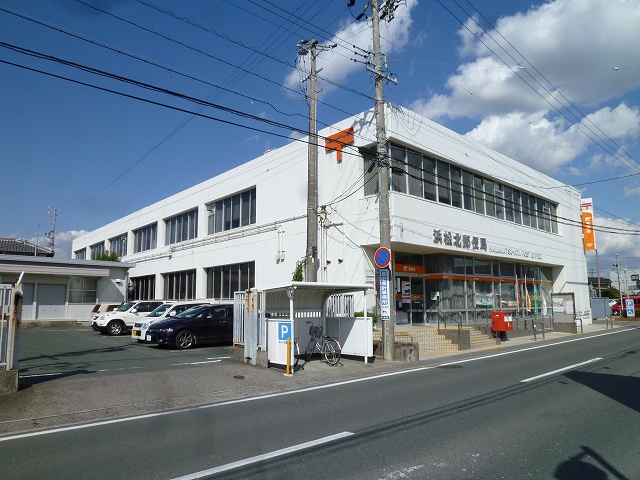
[491,311,514,332]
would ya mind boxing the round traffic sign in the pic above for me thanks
[374,247,391,269]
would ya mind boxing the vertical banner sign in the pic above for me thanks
[581,198,596,251]
[380,268,391,321]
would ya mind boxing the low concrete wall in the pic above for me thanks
[373,340,419,362]
[438,329,470,350]
[0,370,18,396]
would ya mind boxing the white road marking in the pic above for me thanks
[170,432,354,479]
[520,358,602,383]
[170,360,221,366]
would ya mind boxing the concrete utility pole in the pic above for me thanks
[371,0,395,360]
[299,39,319,282]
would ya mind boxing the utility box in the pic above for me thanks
[492,311,514,332]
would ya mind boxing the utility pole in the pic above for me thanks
[46,207,57,254]
[298,39,335,282]
[370,0,398,361]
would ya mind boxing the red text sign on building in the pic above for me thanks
[325,127,354,162]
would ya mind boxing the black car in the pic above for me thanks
[146,304,233,349]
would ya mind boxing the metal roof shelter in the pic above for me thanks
[234,282,374,370]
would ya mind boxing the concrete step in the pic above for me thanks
[469,328,500,350]
[373,329,458,353]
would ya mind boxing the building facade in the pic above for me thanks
[72,105,591,325]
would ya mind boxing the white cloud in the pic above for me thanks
[283,0,418,96]
[413,0,640,122]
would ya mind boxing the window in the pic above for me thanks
[473,175,485,215]
[110,234,127,257]
[74,249,86,260]
[437,160,451,205]
[363,149,378,197]
[130,275,155,300]
[207,188,256,235]
[390,146,406,194]
[504,187,514,222]
[206,262,255,299]
[90,242,105,259]
[164,270,196,300]
[423,156,437,201]
[134,224,157,253]
[407,150,423,197]
[494,183,505,220]
[69,276,97,303]
[166,209,198,245]
[462,170,474,211]
[484,180,494,217]
[450,166,462,208]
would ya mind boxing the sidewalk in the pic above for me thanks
[0,320,635,437]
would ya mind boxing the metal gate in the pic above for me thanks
[1,284,15,370]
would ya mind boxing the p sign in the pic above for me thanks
[278,322,292,341]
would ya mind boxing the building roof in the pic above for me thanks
[0,237,54,257]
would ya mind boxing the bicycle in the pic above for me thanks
[298,321,341,365]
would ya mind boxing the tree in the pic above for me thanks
[91,250,120,262]
[292,258,305,281]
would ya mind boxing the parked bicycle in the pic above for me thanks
[295,321,341,366]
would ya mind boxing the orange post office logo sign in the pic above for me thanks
[325,127,354,162]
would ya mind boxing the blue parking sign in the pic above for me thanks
[278,322,291,341]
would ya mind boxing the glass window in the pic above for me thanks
[423,156,437,201]
[164,270,196,300]
[512,190,522,225]
[473,175,485,215]
[74,249,86,260]
[462,170,474,211]
[437,160,450,205]
[166,209,198,245]
[207,188,257,235]
[390,146,406,194]
[450,166,462,208]
[484,180,494,217]
[90,242,105,259]
[474,259,492,276]
[494,183,505,220]
[109,234,127,257]
[69,276,97,304]
[363,150,378,197]
[206,262,255,299]
[504,187,514,222]
[134,224,157,253]
[500,262,515,277]
[130,275,155,299]
[407,150,423,197]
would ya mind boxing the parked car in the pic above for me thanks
[89,302,122,322]
[146,304,234,349]
[131,301,208,342]
[610,296,640,316]
[91,300,168,335]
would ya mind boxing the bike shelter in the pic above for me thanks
[233,282,374,370]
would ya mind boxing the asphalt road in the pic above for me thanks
[1,326,638,479]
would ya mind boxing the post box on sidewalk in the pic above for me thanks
[491,311,514,332]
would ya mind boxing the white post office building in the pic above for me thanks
[72,104,591,326]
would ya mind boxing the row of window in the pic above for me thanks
[129,262,256,301]
[363,144,558,233]
[76,188,257,258]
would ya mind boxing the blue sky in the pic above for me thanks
[1,0,639,279]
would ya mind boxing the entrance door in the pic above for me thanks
[411,277,425,325]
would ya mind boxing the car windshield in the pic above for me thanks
[146,304,173,317]
[117,301,137,312]
[174,305,209,319]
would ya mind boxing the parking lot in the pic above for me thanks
[18,326,234,383]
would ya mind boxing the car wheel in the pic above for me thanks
[175,330,195,349]
[107,320,125,336]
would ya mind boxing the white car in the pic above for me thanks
[91,300,169,336]
[131,301,209,342]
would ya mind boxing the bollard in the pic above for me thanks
[285,338,291,376]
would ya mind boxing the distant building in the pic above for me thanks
[0,237,53,257]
